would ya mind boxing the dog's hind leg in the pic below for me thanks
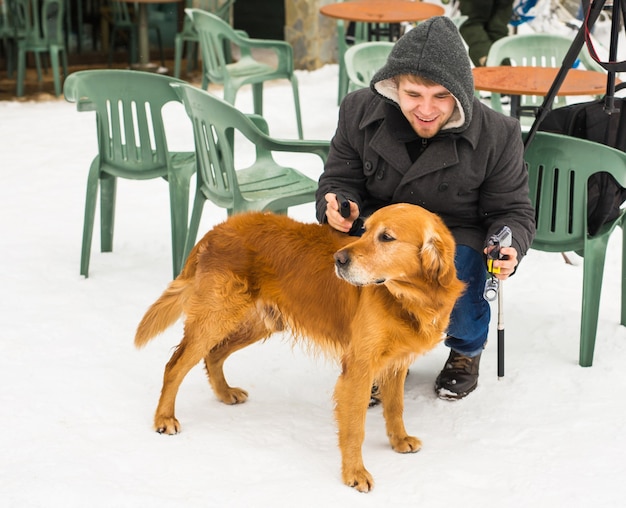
[204,318,271,404]
[379,367,421,453]
[153,335,207,435]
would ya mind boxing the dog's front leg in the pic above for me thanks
[333,363,375,493]
[380,368,421,453]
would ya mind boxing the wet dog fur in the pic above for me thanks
[135,203,464,492]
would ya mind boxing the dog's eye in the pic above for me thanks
[379,232,395,242]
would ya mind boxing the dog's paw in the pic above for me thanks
[343,468,374,493]
[218,387,249,405]
[390,434,422,453]
[154,416,181,435]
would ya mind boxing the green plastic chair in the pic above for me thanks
[172,83,329,269]
[336,18,369,105]
[173,0,235,79]
[485,33,605,126]
[186,7,304,139]
[63,70,196,279]
[524,132,626,366]
[344,41,394,93]
[15,0,68,97]
[0,0,21,77]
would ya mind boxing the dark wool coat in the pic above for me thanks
[316,16,535,261]
[315,90,536,260]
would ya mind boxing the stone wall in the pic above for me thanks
[285,0,338,70]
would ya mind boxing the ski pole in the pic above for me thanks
[497,281,504,378]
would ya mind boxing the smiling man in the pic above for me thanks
[316,16,535,401]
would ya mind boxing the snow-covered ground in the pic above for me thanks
[1,7,626,507]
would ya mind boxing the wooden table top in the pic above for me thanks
[319,0,445,23]
[472,66,610,96]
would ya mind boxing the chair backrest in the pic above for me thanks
[41,0,64,45]
[12,0,37,38]
[487,33,574,68]
[185,8,238,82]
[524,131,626,252]
[181,0,234,32]
[172,82,253,209]
[63,69,187,179]
[109,0,133,25]
[344,41,394,91]
[11,0,63,44]
[0,0,14,36]
[486,33,605,113]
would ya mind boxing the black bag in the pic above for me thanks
[538,97,626,235]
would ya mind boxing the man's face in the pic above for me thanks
[396,77,457,139]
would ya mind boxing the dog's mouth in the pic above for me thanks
[335,267,386,286]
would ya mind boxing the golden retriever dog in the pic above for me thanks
[135,203,464,492]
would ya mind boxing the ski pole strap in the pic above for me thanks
[584,1,626,73]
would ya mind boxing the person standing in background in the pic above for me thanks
[458,0,515,66]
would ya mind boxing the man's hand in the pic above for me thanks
[484,246,518,281]
[324,193,360,233]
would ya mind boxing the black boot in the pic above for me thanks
[369,383,381,407]
[434,350,481,400]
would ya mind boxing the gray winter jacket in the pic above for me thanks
[315,16,535,260]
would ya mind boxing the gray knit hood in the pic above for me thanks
[371,16,474,133]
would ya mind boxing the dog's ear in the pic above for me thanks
[420,230,457,286]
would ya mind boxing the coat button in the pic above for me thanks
[364,161,373,171]
[438,182,449,192]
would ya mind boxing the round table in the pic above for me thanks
[319,1,445,23]
[320,0,445,41]
[472,66,610,118]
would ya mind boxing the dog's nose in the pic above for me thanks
[334,250,350,268]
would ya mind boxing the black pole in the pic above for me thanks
[497,283,505,378]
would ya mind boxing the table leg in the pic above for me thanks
[137,3,150,66]
[132,4,165,73]
[509,95,521,119]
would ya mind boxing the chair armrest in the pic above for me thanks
[257,134,330,163]
[243,114,328,161]
[63,74,97,112]
[232,33,294,73]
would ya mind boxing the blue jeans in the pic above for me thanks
[445,245,491,357]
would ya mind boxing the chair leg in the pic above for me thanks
[337,60,348,106]
[99,174,117,253]
[34,52,43,84]
[154,27,164,67]
[81,162,101,277]
[174,35,183,78]
[223,84,237,106]
[4,38,15,78]
[108,28,117,67]
[291,76,303,140]
[167,163,194,279]
[49,47,61,97]
[16,46,26,97]
[61,46,68,77]
[579,237,610,367]
[187,42,197,74]
[201,71,209,91]
[180,190,206,274]
[251,83,263,116]
[622,222,626,326]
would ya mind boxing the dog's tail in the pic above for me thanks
[134,242,201,349]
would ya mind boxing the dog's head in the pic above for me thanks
[334,204,462,293]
